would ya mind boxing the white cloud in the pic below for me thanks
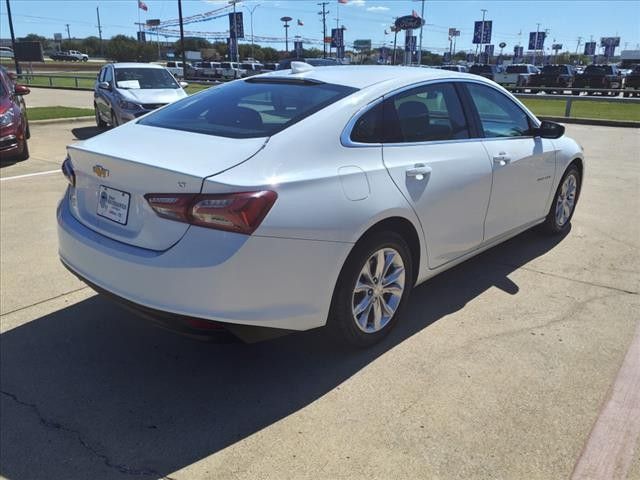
[350,0,366,7]
[367,5,389,11]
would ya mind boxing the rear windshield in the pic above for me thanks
[506,65,529,74]
[139,79,357,139]
[470,65,492,73]
[584,65,613,75]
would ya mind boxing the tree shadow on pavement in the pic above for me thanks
[72,126,106,141]
[0,228,568,480]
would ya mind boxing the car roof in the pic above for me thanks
[110,63,166,69]
[258,65,476,89]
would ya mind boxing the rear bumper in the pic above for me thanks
[57,192,351,331]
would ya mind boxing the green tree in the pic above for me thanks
[174,37,211,55]
[106,35,157,62]
[81,36,103,57]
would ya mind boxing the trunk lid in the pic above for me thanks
[67,122,266,251]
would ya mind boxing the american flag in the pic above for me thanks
[338,0,349,4]
[138,0,148,12]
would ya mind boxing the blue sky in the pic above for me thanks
[1,0,639,54]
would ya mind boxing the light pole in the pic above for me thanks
[478,9,487,63]
[244,3,261,60]
[280,16,292,54]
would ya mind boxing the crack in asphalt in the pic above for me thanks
[491,261,639,296]
[1,390,177,479]
[0,286,91,318]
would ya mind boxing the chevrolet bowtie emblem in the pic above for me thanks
[93,165,110,178]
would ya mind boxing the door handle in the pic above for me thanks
[406,164,432,180]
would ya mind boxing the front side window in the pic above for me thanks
[103,67,113,84]
[466,83,532,138]
[139,78,357,139]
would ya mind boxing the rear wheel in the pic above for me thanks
[540,165,581,235]
[329,231,413,348]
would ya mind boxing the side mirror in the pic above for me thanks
[98,81,111,90]
[14,84,30,96]
[179,81,189,88]
[534,120,565,139]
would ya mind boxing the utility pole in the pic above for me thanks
[245,4,261,60]
[96,6,103,57]
[417,0,425,65]
[575,36,582,55]
[178,0,187,80]
[318,2,329,58]
[66,23,71,40]
[231,0,240,77]
[5,0,21,74]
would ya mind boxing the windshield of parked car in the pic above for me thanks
[584,65,613,75]
[115,68,180,89]
[470,65,492,74]
[139,79,357,138]
[541,65,564,74]
[506,65,529,74]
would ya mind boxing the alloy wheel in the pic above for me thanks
[555,172,578,227]
[352,248,405,333]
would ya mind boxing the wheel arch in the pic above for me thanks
[350,215,422,286]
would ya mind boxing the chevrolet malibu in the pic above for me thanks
[58,64,584,347]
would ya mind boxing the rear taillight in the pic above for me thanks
[145,191,277,235]
[61,157,75,187]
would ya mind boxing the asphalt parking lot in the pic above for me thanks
[1,121,639,480]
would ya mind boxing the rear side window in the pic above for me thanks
[466,83,532,138]
[139,79,357,138]
[385,83,470,143]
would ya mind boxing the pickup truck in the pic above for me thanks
[468,64,497,81]
[165,61,193,78]
[68,50,89,61]
[495,64,539,90]
[623,64,640,97]
[220,62,247,79]
[49,52,78,62]
[573,64,623,95]
[528,64,576,93]
[194,61,222,78]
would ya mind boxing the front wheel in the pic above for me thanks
[328,231,413,348]
[95,104,107,128]
[540,165,581,234]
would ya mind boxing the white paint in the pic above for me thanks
[0,170,60,182]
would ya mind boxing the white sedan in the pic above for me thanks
[58,63,584,347]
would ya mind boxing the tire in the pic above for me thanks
[540,164,581,235]
[110,109,119,128]
[328,231,414,348]
[14,132,29,161]
[95,104,107,128]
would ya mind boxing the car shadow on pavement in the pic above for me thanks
[72,126,107,141]
[0,157,27,169]
[0,228,567,480]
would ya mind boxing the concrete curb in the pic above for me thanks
[30,116,94,125]
[539,116,640,128]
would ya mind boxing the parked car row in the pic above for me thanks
[166,60,278,79]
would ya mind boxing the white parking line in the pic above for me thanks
[572,320,640,480]
[0,169,61,182]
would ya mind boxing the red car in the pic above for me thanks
[0,66,30,161]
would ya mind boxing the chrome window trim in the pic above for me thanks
[341,78,540,149]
